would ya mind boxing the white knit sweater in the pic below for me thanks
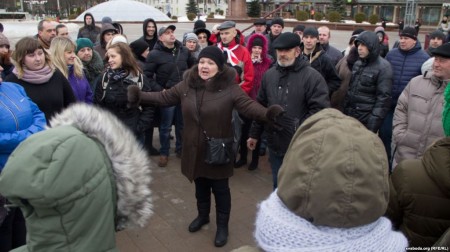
[254,191,408,252]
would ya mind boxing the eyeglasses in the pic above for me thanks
[198,36,207,39]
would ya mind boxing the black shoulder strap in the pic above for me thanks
[195,89,208,139]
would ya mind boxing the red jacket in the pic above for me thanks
[217,39,254,95]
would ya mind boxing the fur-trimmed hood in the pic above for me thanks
[0,103,154,250]
[184,64,237,91]
[49,103,153,230]
[246,33,269,60]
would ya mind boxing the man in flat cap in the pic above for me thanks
[391,42,450,169]
[245,19,268,44]
[216,21,254,95]
[247,32,330,189]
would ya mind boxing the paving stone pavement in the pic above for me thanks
[116,132,274,252]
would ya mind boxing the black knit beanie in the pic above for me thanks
[271,17,284,28]
[130,39,149,57]
[194,20,206,31]
[198,46,225,70]
[251,37,264,47]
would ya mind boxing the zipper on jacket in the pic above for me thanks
[0,98,19,130]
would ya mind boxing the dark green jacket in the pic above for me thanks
[387,137,450,247]
[0,104,153,252]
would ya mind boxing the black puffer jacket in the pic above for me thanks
[93,72,155,136]
[344,31,392,133]
[301,42,341,97]
[249,57,330,155]
[143,40,195,90]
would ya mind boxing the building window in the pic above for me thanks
[421,6,440,25]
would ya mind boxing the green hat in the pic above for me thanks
[443,83,450,137]
[75,38,94,53]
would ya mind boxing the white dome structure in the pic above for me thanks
[76,0,172,22]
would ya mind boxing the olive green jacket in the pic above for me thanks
[0,104,153,252]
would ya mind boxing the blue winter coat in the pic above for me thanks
[385,42,429,107]
[0,82,46,170]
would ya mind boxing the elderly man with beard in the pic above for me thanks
[247,32,330,189]
[75,38,103,89]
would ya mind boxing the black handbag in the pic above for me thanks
[204,137,234,165]
[196,90,235,166]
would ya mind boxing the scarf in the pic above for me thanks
[37,36,50,50]
[13,64,54,84]
[217,42,239,66]
[106,67,128,81]
[254,192,408,252]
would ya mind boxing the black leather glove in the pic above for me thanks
[127,85,141,108]
[266,104,285,131]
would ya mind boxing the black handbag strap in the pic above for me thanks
[195,89,209,140]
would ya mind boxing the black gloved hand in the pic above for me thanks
[232,65,243,76]
[266,104,285,131]
[127,85,141,108]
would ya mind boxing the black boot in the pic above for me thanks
[188,202,210,232]
[248,160,258,170]
[234,158,247,168]
[249,144,260,170]
[214,212,229,247]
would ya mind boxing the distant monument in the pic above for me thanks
[227,0,249,20]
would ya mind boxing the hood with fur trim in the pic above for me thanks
[0,104,153,230]
[246,33,270,61]
[49,103,153,229]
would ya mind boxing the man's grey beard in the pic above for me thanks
[277,58,295,67]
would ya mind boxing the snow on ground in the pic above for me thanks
[176,14,225,22]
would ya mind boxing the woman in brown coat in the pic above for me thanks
[128,46,282,248]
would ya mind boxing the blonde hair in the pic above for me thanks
[50,37,84,79]
[11,37,53,79]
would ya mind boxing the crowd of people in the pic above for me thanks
[0,14,449,251]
